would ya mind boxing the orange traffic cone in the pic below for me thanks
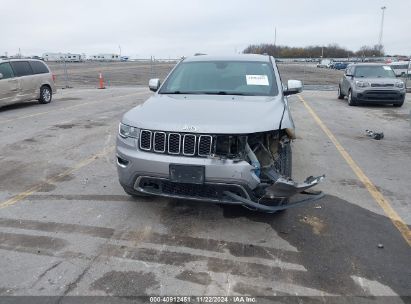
[99,72,106,89]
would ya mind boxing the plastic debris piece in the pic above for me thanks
[366,130,384,140]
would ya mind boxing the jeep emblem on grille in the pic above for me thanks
[182,125,197,132]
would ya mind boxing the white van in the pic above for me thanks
[389,61,410,77]
[0,59,56,107]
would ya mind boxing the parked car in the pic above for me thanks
[333,62,349,70]
[0,59,56,107]
[317,59,331,68]
[338,63,406,107]
[116,54,324,212]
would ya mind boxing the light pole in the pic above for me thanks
[378,6,387,54]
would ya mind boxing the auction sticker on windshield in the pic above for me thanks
[383,66,391,70]
[246,75,269,86]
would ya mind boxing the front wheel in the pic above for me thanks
[347,90,357,106]
[393,101,404,107]
[337,86,344,99]
[38,86,52,104]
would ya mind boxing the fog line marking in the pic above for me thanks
[298,94,410,246]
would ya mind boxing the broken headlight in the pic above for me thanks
[119,123,139,138]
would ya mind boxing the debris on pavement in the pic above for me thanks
[366,130,384,140]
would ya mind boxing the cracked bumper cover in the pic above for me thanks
[117,135,326,211]
[224,174,325,212]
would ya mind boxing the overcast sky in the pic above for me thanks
[1,0,410,58]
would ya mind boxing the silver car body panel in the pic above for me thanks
[122,94,294,134]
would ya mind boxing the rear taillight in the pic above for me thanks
[52,74,56,82]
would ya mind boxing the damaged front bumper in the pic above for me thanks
[224,174,325,212]
[117,131,326,212]
[132,172,325,213]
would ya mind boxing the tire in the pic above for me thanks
[122,185,152,198]
[347,89,357,106]
[338,86,344,99]
[38,85,52,104]
[393,101,404,107]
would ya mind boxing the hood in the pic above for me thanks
[122,94,290,134]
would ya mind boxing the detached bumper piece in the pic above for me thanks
[224,166,325,212]
[224,190,325,212]
[265,175,325,198]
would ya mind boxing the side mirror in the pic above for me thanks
[284,80,303,96]
[149,78,161,92]
[0,73,3,80]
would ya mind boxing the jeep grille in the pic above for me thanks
[139,130,213,157]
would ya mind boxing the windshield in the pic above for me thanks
[159,60,278,96]
[354,66,396,78]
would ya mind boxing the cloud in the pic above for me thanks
[0,0,409,57]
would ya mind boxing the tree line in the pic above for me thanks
[243,43,384,58]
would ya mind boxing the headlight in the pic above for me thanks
[355,81,370,88]
[395,82,405,89]
[119,123,139,138]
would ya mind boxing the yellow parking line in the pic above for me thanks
[0,91,147,125]
[298,94,411,246]
[0,146,114,210]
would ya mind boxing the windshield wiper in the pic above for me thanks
[202,91,250,96]
[161,91,252,96]
[160,91,202,94]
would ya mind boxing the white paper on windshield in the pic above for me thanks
[246,75,269,86]
[383,66,391,70]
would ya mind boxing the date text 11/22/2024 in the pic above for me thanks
[149,296,257,303]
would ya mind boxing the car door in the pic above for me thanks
[0,62,20,106]
[10,61,37,101]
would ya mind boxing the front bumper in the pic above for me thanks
[116,135,325,211]
[116,135,260,194]
[353,89,405,104]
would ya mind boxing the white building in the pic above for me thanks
[43,53,83,62]
[88,54,120,61]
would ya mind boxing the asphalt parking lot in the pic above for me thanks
[0,87,410,300]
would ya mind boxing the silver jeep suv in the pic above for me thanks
[116,55,324,212]
[338,63,406,107]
